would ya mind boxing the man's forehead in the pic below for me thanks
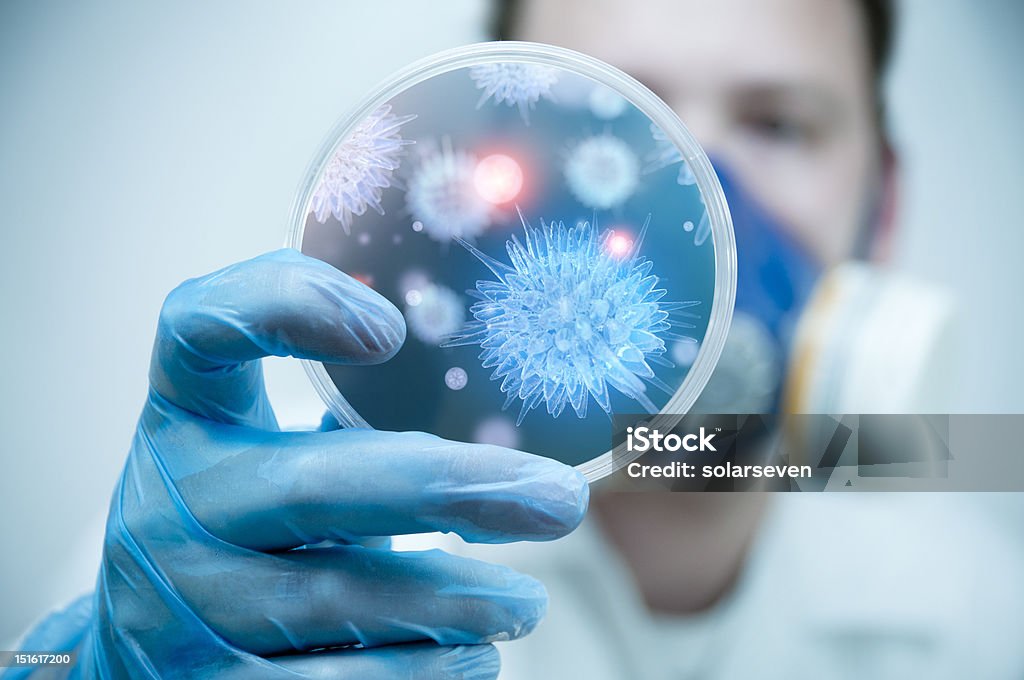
[514,0,871,98]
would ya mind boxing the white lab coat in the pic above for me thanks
[425,494,1024,679]
[36,493,1024,678]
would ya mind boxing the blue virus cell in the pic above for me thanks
[564,133,640,211]
[406,139,493,242]
[310,105,415,232]
[444,212,699,424]
[646,123,697,186]
[404,282,466,345]
[469,63,558,123]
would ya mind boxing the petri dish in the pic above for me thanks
[287,42,735,481]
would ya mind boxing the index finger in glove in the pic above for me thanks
[150,248,405,427]
[153,401,589,548]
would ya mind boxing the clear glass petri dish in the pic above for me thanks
[287,41,735,481]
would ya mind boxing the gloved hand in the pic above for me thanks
[8,249,588,679]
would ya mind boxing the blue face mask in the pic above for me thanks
[696,163,822,413]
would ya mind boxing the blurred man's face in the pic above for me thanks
[514,0,882,265]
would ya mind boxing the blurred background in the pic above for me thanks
[1,0,1022,647]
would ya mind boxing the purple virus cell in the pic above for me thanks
[646,123,697,187]
[406,139,493,242]
[444,366,469,391]
[444,212,699,424]
[310,105,415,232]
[564,133,640,211]
[469,63,558,123]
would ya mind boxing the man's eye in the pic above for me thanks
[741,113,813,144]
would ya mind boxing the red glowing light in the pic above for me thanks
[474,154,524,204]
[351,273,375,287]
[607,232,634,258]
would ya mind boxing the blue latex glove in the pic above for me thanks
[7,249,588,679]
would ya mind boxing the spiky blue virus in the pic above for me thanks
[445,214,698,424]
[310,105,415,232]
[469,63,558,123]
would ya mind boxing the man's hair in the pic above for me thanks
[490,0,895,126]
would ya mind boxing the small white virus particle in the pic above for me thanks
[683,220,694,232]
[564,133,640,211]
[406,140,493,242]
[445,366,469,391]
[405,289,422,307]
[405,283,465,345]
[310,105,415,232]
[446,212,700,424]
[646,123,697,186]
[474,416,520,449]
[469,63,558,123]
[588,85,628,120]
[358,232,370,245]
[411,220,424,232]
